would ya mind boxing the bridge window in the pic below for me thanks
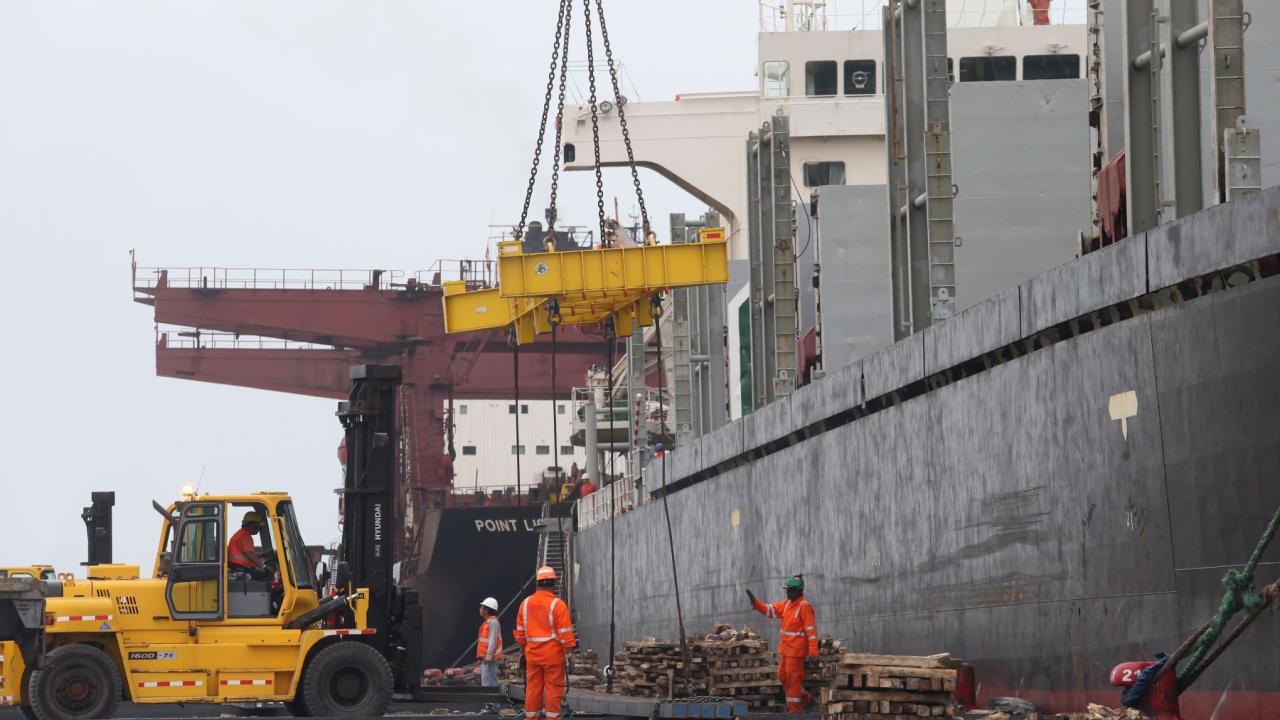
[561,445,574,456]
[763,61,790,97]
[1023,53,1080,80]
[558,404,566,414]
[462,446,477,456]
[806,60,838,96]
[563,143,576,163]
[458,404,468,415]
[843,60,876,95]
[511,445,526,455]
[803,161,846,187]
[959,56,1017,82]
[536,445,550,456]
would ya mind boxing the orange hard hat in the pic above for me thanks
[536,566,557,581]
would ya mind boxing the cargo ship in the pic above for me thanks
[561,2,1280,720]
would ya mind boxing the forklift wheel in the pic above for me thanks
[20,667,39,720]
[28,645,121,720]
[299,642,392,717]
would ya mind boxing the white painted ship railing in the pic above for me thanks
[575,481,639,530]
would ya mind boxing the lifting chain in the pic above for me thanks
[514,0,653,249]
[593,0,650,239]
[581,0,608,246]
[547,1,573,229]
[549,300,562,491]
[515,0,572,242]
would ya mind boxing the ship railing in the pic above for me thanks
[575,481,639,531]
[569,386,672,442]
[757,0,1086,32]
[156,327,344,351]
[132,263,404,295]
[484,224,598,251]
[416,258,498,290]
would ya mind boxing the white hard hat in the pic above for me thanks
[480,597,499,612]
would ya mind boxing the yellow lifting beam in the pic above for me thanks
[442,228,729,344]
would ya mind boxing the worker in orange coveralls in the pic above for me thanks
[514,566,576,719]
[747,575,818,713]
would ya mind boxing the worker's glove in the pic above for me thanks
[566,657,576,675]
[519,654,527,673]
[745,588,758,605]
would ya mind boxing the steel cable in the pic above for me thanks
[650,296,693,692]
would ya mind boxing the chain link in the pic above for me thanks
[593,0,650,239]
[515,0,650,248]
[515,0,572,242]
[582,0,608,246]
[547,0,573,229]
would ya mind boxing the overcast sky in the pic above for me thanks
[0,1,759,573]
[0,1,1087,574]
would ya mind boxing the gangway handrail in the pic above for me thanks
[575,481,640,530]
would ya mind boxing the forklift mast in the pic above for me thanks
[81,491,115,567]
[336,364,423,689]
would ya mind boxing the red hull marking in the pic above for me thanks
[979,687,1280,720]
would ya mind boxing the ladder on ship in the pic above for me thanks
[536,503,572,606]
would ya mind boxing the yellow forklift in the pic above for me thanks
[0,367,419,720]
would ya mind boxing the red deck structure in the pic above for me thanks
[132,260,610,564]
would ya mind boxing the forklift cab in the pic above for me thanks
[155,494,320,625]
[0,566,56,581]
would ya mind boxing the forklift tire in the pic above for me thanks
[299,642,392,717]
[20,667,40,720]
[28,645,121,720]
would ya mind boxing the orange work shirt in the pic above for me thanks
[513,589,576,664]
[753,596,818,658]
[227,528,258,568]
[477,616,504,661]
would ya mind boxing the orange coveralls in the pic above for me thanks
[227,527,258,571]
[753,596,819,713]
[514,589,576,718]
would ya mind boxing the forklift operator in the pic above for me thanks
[228,511,272,580]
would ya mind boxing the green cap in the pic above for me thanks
[783,575,804,591]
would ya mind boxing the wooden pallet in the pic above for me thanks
[821,653,959,719]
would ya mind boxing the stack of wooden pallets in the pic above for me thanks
[805,637,848,693]
[611,639,707,698]
[821,653,959,719]
[696,624,782,711]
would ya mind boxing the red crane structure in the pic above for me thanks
[131,258,608,565]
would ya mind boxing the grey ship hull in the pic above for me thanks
[571,190,1280,720]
